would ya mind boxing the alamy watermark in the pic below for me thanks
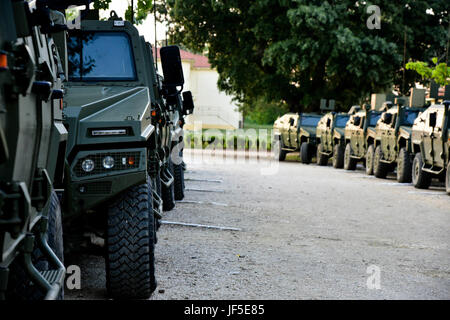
[65,265,81,290]
[171,122,281,175]
[366,5,381,30]
[66,6,82,30]
[366,265,381,290]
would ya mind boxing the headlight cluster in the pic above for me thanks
[75,151,141,177]
[81,156,115,172]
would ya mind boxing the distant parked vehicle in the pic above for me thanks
[343,105,382,173]
[411,101,449,193]
[315,112,351,168]
[373,100,425,182]
[272,113,321,163]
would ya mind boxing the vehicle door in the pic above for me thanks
[278,115,289,147]
[386,112,397,161]
[431,108,445,168]
[419,109,434,166]
[356,115,366,157]
[325,115,333,152]
[346,115,358,155]
[288,115,298,149]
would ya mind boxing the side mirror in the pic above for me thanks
[289,118,295,126]
[326,118,332,128]
[353,116,361,127]
[182,91,194,115]
[429,112,437,128]
[160,45,184,87]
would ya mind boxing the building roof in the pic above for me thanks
[155,47,211,69]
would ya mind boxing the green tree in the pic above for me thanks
[93,0,152,24]
[243,99,289,125]
[406,58,450,86]
[163,0,448,113]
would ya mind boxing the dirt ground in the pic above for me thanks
[65,149,450,300]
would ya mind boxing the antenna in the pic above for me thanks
[131,0,134,25]
[154,2,158,70]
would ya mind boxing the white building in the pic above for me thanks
[156,49,242,130]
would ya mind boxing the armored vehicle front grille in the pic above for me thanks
[74,151,141,177]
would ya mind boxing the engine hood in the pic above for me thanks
[367,127,376,137]
[399,126,412,139]
[300,126,316,137]
[334,127,345,139]
[63,86,154,155]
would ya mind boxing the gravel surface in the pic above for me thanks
[65,150,450,300]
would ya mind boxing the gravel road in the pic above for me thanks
[65,150,450,300]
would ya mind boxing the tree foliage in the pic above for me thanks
[93,0,153,24]
[244,98,289,125]
[163,0,449,113]
[406,58,450,86]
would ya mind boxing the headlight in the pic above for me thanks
[102,156,115,169]
[81,159,95,172]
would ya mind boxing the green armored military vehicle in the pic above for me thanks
[158,46,194,204]
[411,101,449,193]
[174,91,195,199]
[272,113,321,163]
[316,112,350,168]
[55,7,187,298]
[166,87,195,201]
[373,101,424,182]
[0,0,67,299]
[343,105,382,173]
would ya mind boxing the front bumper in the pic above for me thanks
[64,147,147,217]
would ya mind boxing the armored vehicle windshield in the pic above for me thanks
[401,109,421,126]
[335,115,350,127]
[68,31,136,81]
[369,113,381,126]
[300,115,321,127]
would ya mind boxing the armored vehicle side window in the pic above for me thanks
[402,110,420,126]
[359,116,365,128]
[68,32,136,81]
[335,115,350,127]
[369,113,381,126]
[300,116,321,127]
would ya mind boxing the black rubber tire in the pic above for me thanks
[300,142,311,164]
[106,179,156,299]
[173,160,185,201]
[161,160,176,211]
[446,162,450,195]
[344,143,357,171]
[316,143,328,166]
[374,145,388,179]
[273,138,287,161]
[332,144,345,169]
[396,147,412,183]
[412,153,431,189]
[365,145,375,175]
[6,191,64,300]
